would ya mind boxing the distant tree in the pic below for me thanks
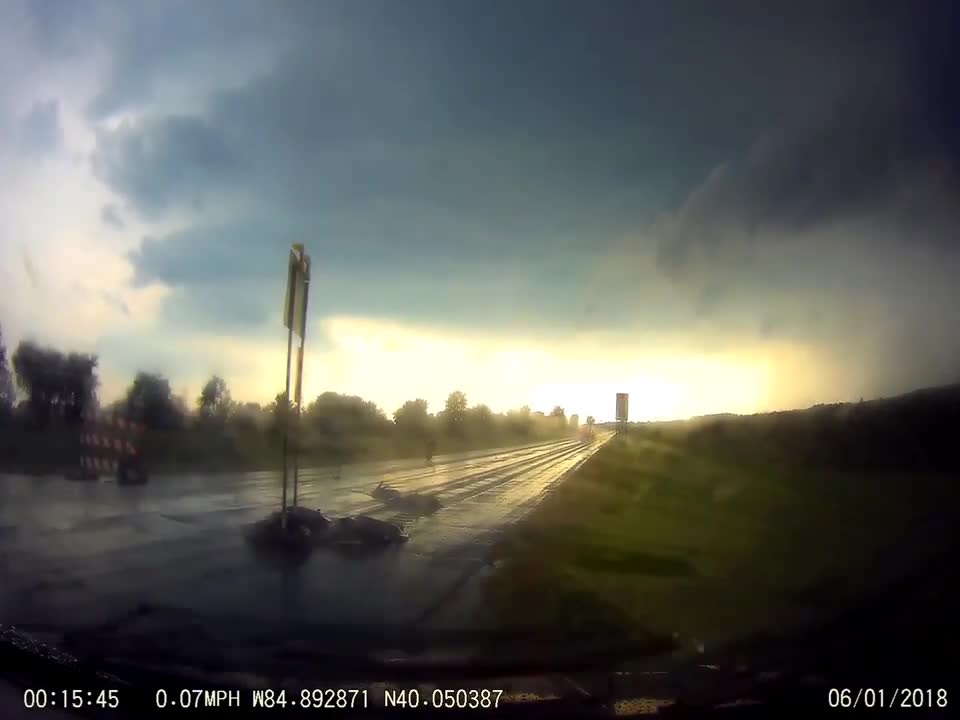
[471,403,493,422]
[585,415,595,427]
[124,371,184,429]
[306,392,390,437]
[61,353,98,423]
[229,401,268,433]
[270,391,295,434]
[394,398,430,436]
[550,405,566,427]
[0,326,14,418]
[197,375,232,424]
[306,392,390,470]
[506,405,532,438]
[11,340,98,426]
[467,403,495,436]
[443,390,468,434]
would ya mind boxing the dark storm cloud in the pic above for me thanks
[84,0,289,120]
[643,0,960,394]
[93,0,886,221]
[92,2,871,200]
[84,0,960,395]
[18,99,61,155]
[92,116,242,218]
[91,1,863,335]
[20,0,103,56]
[656,0,959,270]
[126,219,613,333]
[654,64,960,280]
[129,224,281,288]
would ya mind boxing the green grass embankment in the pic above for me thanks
[483,428,959,652]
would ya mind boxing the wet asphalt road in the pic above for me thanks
[0,435,610,641]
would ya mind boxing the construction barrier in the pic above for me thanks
[77,411,148,483]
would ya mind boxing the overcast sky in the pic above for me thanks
[1,0,957,421]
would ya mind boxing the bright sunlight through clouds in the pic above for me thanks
[157,316,838,423]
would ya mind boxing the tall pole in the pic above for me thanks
[281,259,296,529]
[292,260,310,508]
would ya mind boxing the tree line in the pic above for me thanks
[0,332,579,459]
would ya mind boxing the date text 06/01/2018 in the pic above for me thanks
[827,688,948,710]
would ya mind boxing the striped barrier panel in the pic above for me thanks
[77,412,147,483]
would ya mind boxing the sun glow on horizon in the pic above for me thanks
[107,315,844,423]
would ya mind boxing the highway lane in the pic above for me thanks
[0,434,611,647]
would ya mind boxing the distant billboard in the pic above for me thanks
[615,393,629,423]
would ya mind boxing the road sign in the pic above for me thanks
[283,247,311,338]
[280,244,312,526]
[616,393,629,423]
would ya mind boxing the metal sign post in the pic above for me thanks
[292,256,311,508]
[615,393,629,435]
[281,244,311,529]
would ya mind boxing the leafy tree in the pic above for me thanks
[585,416,596,427]
[197,375,232,423]
[305,392,390,469]
[394,398,430,436]
[306,392,389,435]
[125,371,184,429]
[506,405,533,437]
[467,403,495,435]
[550,405,567,427]
[11,340,97,426]
[229,401,268,433]
[0,326,14,418]
[470,403,493,422]
[443,390,468,434]
[270,391,295,434]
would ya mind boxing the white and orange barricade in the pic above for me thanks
[78,411,148,483]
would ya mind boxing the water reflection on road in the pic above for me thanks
[0,436,610,640]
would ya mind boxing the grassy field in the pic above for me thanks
[482,423,960,664]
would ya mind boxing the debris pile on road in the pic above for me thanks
[328,514,410,545]
[371,481,442,516]
[246,506,408,557]
[246,510,314,556]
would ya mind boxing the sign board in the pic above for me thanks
[616,393,629,423]
[283,246,311,339]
